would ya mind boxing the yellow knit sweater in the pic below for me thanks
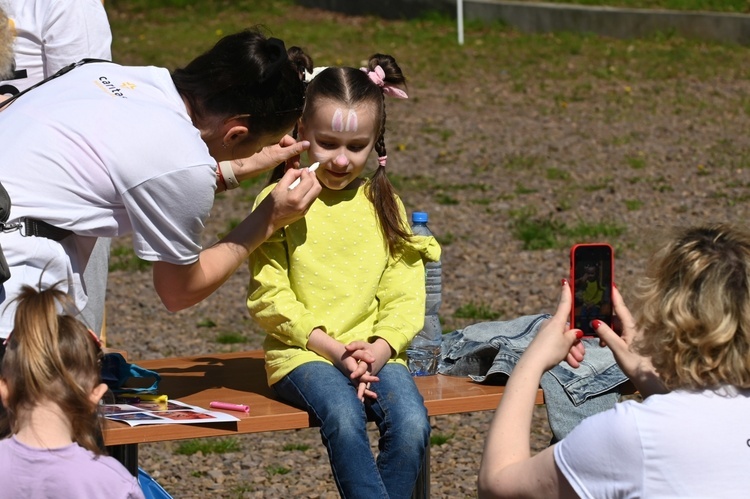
[247,181,440,385]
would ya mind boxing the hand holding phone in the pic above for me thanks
[570,243,614,337]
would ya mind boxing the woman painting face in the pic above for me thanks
[299,99,378,191]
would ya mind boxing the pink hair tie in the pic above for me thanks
[378,155,388,167]
[360,65,408,99]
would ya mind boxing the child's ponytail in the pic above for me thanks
[362,54,411,256]
[0,285,104,453]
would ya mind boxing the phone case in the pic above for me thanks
[570,243,614,337]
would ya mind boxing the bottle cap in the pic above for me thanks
[412,211,428,223]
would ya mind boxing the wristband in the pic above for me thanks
[217,160,240,190]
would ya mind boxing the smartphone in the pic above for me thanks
[570,243,614,337]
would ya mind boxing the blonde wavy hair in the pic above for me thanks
[0,7,13,80]
[633,224,750,390]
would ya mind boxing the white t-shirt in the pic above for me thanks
[554,387,750,498]
[0,0,112,97]
[0,61,217,336]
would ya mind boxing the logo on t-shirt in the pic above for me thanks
[95,76,135,98]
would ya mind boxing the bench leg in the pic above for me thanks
[107,443,139,477]
[411,443,430,499]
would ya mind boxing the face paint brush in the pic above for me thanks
[288,162,320,190]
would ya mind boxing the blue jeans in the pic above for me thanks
[273,362,430,499]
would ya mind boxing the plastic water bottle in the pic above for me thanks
[407,211,442,376]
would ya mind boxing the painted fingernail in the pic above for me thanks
[591,319,602,329]
[561,278,568,286]
[575,330,584,339]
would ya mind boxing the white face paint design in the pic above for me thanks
[330,108,358,132]
[331,108,344,132]
[345,110,358,132]
[306,101,377,191]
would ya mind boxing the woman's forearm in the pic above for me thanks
[153,203,278,311]
[478,355,546,495]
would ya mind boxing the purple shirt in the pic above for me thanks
[0,436,144,498]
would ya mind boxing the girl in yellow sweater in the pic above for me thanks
[248,54,439,498]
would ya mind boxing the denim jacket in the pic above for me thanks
[438,314,629,440]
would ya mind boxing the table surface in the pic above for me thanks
[102,350,538,446]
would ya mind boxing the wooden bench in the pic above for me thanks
[103,350,544,497]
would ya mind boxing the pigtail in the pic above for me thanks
[368,134,411,256]
[363,54,411,256]
[287,45,312,141]
[287,46,313,83]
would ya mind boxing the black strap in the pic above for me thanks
[1,58,109,241]
[0,58,111,111]
[22,218,73,241]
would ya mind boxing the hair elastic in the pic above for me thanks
[378,155,388,167]
[360,66,408,99]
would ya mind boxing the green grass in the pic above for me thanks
[503,154,541,171]
[624,199,644,210]
[435,193,460,205]
[546,168,571,181]
[108,246,152,272]
[512,0,750,13]
[389,174,436,192]
[430,433,454,446]
[215,332,248,344]
[106,1,750,109]
[515,184,539,195]
[626,155,647,169]
[266,465,291,476]
[282,443,311,452]
[514,222,558,250]
[437,232,456,246]
[174,437,241,455]
[454,302,503,321]
[565,221,626,240]
[510,208,626,250]
[229,483,255,496]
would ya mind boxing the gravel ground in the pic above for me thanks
[103,7,750,498]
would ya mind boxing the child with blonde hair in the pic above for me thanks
[0,7,12,80]
[0,285,144,498]
[478,223,750,498]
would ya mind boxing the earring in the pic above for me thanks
[222,142,227,149]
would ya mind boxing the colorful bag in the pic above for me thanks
[101,352,161,394]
